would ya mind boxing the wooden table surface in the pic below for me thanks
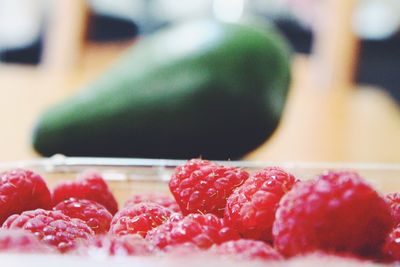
[0,42,399,163]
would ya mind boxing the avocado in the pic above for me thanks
[32,20,291,160]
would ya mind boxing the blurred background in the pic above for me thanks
[0,0,399,162]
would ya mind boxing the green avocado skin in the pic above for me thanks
[32,20,291,160]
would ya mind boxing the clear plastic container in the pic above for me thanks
[1,155,399,204]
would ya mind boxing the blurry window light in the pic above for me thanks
[153,0,212,21]
[0,0,45,50]
[212,0,245,23]
[353,0,400,40]
[89,0,212,22]
[249,0,292,19]
[88,0,212,33]
[88,0,145,22]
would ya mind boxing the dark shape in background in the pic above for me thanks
[86,14,139,42]
[356,36,400,102]
[274,20,312,54]
[0,37,43,65]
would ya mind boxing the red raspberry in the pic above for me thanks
[273,171,394,258]
[169,159,249,217]
[386,193,400,225]
[383,225,400,262]
[84,235,154,256]
[2,209,94,252]
[0,169,51,225]
[0,229,53,253]
[224,167,297,242]
[124,193,180,213]
[54,198,112,234]
[210,239,283,261]
[52,171,118,214]
[146,213,239,249]
[110,203,174,237]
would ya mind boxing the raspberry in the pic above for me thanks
[84,235,153,256]
[2,209,94,252]
[0,229,53,253]
[54,198,112,234]
[124,193,180,213]
[386,193,400,225]
[146,213,239,249]
[273,171,394,257]
[210,239,283,261]
[224,167,297,241]
[0,169,51,225]
[383,225,400,262]
[52,171,118,214]
[169,159,249,217]
[110,203,174,237]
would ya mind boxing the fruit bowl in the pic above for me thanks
[0,156,399,267]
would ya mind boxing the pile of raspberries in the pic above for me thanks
[0,158,399,264]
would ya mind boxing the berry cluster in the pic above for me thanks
[0,159,398,264]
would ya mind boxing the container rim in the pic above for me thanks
[0,155,399,172]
